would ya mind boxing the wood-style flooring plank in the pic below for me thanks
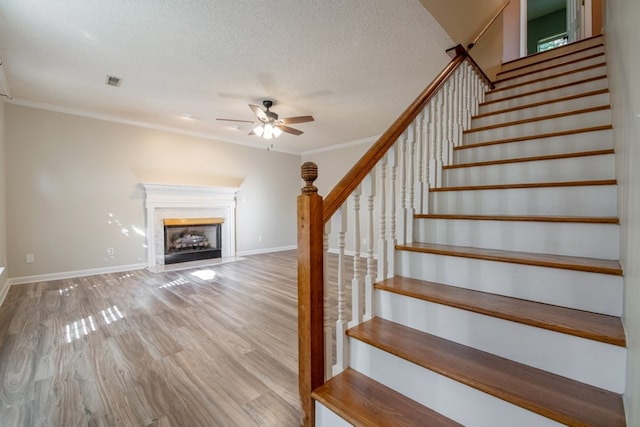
[348,318,625,427]
[0,250,302,427]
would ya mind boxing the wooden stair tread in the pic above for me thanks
[454,125,613,151]
[414,214,619,224]
[347,318,625,427]
[488,63,606,95]
[445,148,614,169]
[463,105,610,134]
[494,52,606,85]
[498,38,604,75]
[480,75,607,107]
[430,179,617,192]
[395,242,623,276]
[312,368,462,427]
[376,276,625,346]
[473,89,609,119]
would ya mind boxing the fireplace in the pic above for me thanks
[163,218,223,264]
[142,183,238,269]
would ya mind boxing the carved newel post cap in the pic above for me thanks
[300,162,318,194]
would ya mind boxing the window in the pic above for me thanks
[537,33,569,52]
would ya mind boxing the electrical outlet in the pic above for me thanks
[25,253,35,264]
[106,248,114,256]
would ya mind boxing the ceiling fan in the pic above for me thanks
[216,100,314,139]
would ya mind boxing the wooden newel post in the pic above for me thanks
[298,161,325,427]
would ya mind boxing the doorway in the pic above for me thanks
[518,0,600,57]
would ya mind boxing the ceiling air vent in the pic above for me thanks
[105,75,122,87]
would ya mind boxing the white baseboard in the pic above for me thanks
[236,245,297,257]
[327,248,379,259]
[7,263,147,286]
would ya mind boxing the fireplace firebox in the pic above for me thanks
[163,218,223,265]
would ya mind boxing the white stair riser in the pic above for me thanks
[430,185,617,216]
[464,109,611,145]
[498,38,604,74]
[480,77,609,114]
[315,402,352,427]
[485,66,606,102]
[472,92,610,128]
[376,291,626,393]
[350,340,563,427]
[395,250,623,316]
[414,219,620,260]
[495,54,606,90]
[444,154,615,187]
[455,129,613,163]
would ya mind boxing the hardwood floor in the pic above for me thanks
[0,251,303,426]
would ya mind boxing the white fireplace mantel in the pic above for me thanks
[142,183,238,268]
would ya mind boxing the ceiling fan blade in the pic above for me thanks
[249,104,269,122]
[216,118,255,123]
[248,129,256,136]
[279,125,303,136]
[280,115,314,125]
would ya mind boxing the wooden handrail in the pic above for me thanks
[467,0,511,50]
[322,45,468,224]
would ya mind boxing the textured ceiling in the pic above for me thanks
[0,0,453,155]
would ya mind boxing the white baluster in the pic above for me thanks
[332,206,349,376]
[446,80,454,165]
[406,125,415,242]
[377,155,388,281]
[414,111,426,214]
[323,221,333,380]
[349,186,363,328]
[363,170,376,321]
[464,64,473,130]
[456,67,465,144]
[398,133,407,244]
[388,144,398,277]
[435,90,444,187]
[428,101,436,189]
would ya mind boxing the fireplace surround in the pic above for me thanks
[142,183,238,268]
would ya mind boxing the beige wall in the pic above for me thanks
[419,0,506,79]
[301,140,373,197]
[5,105,301,278]
[605,0,640,423]
[0,100,7,298]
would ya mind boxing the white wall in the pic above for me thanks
[5,105,300,279]
[0,99,7,301]
[604,0,640,424]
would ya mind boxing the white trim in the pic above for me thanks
[7,263,147,286]
[327,247,378,260]
[520,0,528,57]
[236,245,297,257]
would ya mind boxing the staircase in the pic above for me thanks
[312,36,627,426]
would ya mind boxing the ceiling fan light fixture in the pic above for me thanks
[272,126,282,138]
[253,125,264,137]
[263,123,274,139]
